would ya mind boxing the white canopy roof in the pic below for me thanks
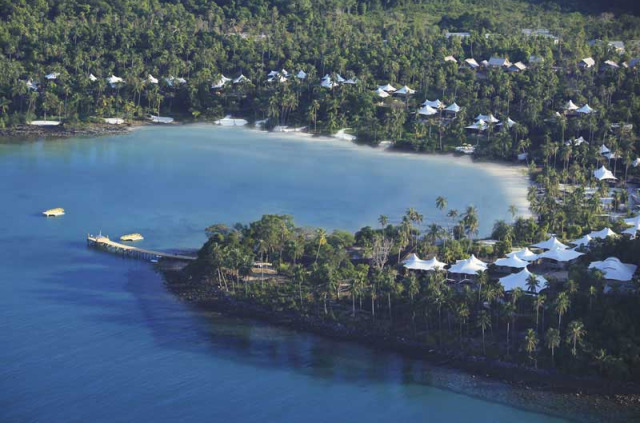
[45,72,59,80]
[499,268,547,293]
[449,255,488,275]
[531,236,568,250]
[418,105,437,116]
[506,248,538,262]
[588,227,617,239]
[296,70,307,80]
[233,74,250,84]
[444,55,457,63]
[494,255,529,269]
[321,74,331,81]
[622,227,637,237]
[538,248,584,262]
[464,58,480,68]
[465,120,486,131]
[445,102,461,112]
[594,166,617,181]
[395,85,415,95]
[107,75,124,85]
[422,99,442,108]
[378,83,397,92]
[212,75,231,89]
[375,88,390,98]
[475,114,499,123]
[336,74,346,83]
[402,254,446,271]
[343,78,358,84]
[633,158,640,167]
[267,70,279,77]
[599,144,611,154]
[89,74,97,82]
[321,78,335,88]
[498,118,516,128]
[589,257,637,281]
[577,104,594,114]
[570,234,592,247]
[566,136,587,147]
[147,74,158,84]
[563,100,579,111]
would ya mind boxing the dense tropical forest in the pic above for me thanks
[1,0,640,162]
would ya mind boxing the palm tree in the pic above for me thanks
[545,328,561,366]
[308,99,320,133]
[477,310,491,355]
[436,196,448,214]
[566,320,586,357]
[555,291,570,327]
[533,294,545,332]
[525,328,539,368]
[508,204,518,222]
[378,214,388,229]
[526,275,539,294]
[314,228,327,264]
[462,205,479,242]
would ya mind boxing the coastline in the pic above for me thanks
[163,270,640,423]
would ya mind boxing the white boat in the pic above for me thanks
[42,208,65,217]
[149,115,174,124]
[120,233,144,242]
[214,115,248,126]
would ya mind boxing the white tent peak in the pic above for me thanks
[593,166,617,181]
[499,268,547,293]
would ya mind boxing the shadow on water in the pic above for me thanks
[31,262,610,423]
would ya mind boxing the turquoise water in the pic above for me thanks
[0,125,574,423]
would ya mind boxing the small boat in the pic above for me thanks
[120,233,144,242]
[150,258,159,264]
[42,208,65,217]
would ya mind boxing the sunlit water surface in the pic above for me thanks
[0,125,579,423]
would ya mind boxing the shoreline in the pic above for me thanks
[163,270,640,422]
[206,122,533,218]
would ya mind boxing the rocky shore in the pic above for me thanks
[0,123,136,139]
[163,269,640,422]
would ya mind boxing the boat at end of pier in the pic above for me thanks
[120,233,144,242]
[42,208,65,217]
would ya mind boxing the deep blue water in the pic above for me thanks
[0,125,574,423]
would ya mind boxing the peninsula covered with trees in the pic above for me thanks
[174,206,640,389]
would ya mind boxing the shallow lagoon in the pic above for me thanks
[0,125,583,423]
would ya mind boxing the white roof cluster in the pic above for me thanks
[448,255,488,275]
[499,268,547,293]
[589,257,637,281]
[402,254,447,271]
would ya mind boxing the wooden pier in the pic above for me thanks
[87,234,196,261]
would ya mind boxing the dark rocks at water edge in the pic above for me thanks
[162,270,640,411]
[0,124,132,138]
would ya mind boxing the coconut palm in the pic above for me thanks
[477,310,491,355]
[533,294,545,332]
[566,320,586,357]
[546,328,561,366]
[555,291,570,327]
[525,328,539,368]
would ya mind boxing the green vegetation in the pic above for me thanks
[183,211,640,382]
[0,0,638,166]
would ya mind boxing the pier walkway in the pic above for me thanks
[87,234,196,261]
